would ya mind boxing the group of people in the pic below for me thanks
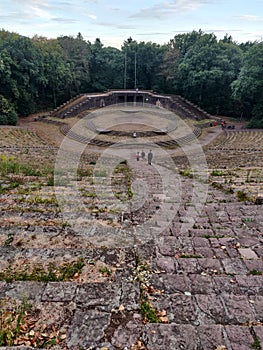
[136,150,153,165]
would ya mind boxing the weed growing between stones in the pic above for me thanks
[0,296,67,348]
[251,334,261,350]
[237,190,250,202]
[99,266,112,276]
[134,255,168,324]
[211,169,224,176]
[0,258,85,282]
[180,254,203,259]
[140,300,160,324]
[248,270,262,276]
[0,295,32,346]
[4,233,14,246]
[0,155,43,177]
[179,169,193,178]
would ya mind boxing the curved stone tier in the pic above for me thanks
[57,104,202,149]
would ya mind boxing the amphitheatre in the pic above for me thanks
[0,89,262,349]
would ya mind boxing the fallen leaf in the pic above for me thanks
[158,310,166,317]
[119,304,125,311]
[159,316,169,323]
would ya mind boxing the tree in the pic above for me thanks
[0,95,18,125]
[175,32,243,114]
[232,42,263,124]
[58,34,90,95]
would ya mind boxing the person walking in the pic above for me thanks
[141,150,145,161]
[136,151,140,161]
[147,150,153,165]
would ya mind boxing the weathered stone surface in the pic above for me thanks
[42,282,77,302]
[195,294,225,324]
[225,325,254,350]
[67,309,111,349]
[253,296,263,321]
[177,258,200,274]
[142,324,199,350]
[75,282,121,311]
[222,258,247,275]
[189,275,215,294]
[213,276,242,295]
[159,274,190,294]
[198,258,223,275]
[244,259,263,273]
[4,281,45,302]
[158,237,181,256]
[236,276,263,295]
[0,281,6,297]
[222,294,255,324]
[111,313,142,348]
[198,325,225,350]
[119,282,140,311]
[238,248,259,260]
[152,294,197,324]
[155,257,175,273]
[1,125,263,349]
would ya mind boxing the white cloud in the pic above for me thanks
[29,5,53,20]
[87,14,97,20]
[129,0,223,20]
[235,14,263,21]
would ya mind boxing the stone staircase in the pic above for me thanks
[47,91,214,122]
[0,150,262,349]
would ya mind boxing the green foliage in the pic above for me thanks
[0,96,18,125]
[0,155,42,176]
[0,296,32,346]
[140,300,160,323]
[251,336,261,350]
[248,269,262,276]
[180,254,203,258]
[0,28,262,123]
[232,42,263,120]
[236,190,249,202]
[247,117,263,129]
[211,170,224,176]
[99,266,112,276]
[179,169,193,178]
[0,258,85,282]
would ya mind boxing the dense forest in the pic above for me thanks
[0,29,262,127]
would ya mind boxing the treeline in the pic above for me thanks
[0,29,262,127]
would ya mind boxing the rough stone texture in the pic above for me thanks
[42,282,77,302]
[111,313,142,348]
[142,324,199,350]
[238,248,259,260]
[198,325,226,350]
[4,282,45,302]
[225,325,254,350]
[75,282,121,312]
[67,309,111,349]
[0,126,263,350]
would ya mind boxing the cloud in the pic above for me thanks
[52,17,78,23]
[136,31,175,36]
[235,14,263,21]
[129,0,221,20]
[87,14,97,20]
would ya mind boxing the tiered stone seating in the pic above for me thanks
[208,130,263,151]
[49,90,214,122]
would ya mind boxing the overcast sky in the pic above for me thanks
[0,0,262,47]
